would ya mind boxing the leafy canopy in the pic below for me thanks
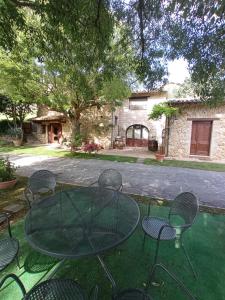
[149,103,179,120]
[0,1,225,102]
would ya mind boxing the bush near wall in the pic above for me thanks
[0,120,13,135]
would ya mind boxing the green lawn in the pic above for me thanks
[144,158,225,172]
[0,144,137,163]
[1,179,225,299]
[1,195,225,299]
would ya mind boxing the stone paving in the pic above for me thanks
[5,153,225,209]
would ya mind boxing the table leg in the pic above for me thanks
[97,254,116,291]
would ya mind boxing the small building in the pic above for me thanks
[31,106,71,144]
[30,91,167,149]
[167,99,225,161]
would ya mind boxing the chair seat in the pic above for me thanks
[25,279,86,300]
[114,288,152,300]
[142,217,176,240]
[0,238,19,271]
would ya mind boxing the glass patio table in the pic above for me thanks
[25,186,140,288]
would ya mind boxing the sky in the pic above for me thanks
[168,59,190,83]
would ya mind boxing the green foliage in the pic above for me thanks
[6,127,23,139]
[175,78,196,98]
[71,133,83,148]
[1,1,224,110]
[149,103,179,120]
[0,94,32,127]
[0,120,13,135]
[0,41,42,104]
[0,157,17,182]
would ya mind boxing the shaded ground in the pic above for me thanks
[1,200,225,300]
[3,153,225,209]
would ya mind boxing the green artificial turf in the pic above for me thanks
[1,202,225,300]
[144,158,225,172]
[0,145,137,163]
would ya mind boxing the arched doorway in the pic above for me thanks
[126,124,149,147]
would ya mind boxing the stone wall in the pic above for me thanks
[80,106,112,148]
[114,93,167,145]
[168,103,225,160]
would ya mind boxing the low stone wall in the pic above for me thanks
[168,103,225,160]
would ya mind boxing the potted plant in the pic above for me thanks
[7,127,23,146]
[155,145,165,162]
[0,157,18,189]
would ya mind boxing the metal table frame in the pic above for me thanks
[25,187,140,290]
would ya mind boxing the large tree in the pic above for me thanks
[42,48,131,136]
[1,1,224,101]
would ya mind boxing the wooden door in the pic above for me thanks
[190,121,212,156]
[48,124,53,143]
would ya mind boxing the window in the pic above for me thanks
[129,98,147,110]
[126,125,149,140]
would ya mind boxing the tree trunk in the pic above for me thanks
[71,110,81,137]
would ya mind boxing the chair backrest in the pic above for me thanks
[28,170,56,194]
[169,192,199,229]
[98,169,122,191]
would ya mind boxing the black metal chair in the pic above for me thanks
[142,192,199,278]
[97,169,123,191]
[0,213,20,271]
[24,170,57,208]
[0,274,98,300]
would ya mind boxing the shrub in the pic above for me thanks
[83,143,100,153]
[0,157,17,182]
[6,127,23,139]
[0,120,13,135]
[71,133,83,148]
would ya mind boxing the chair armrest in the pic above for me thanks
[0,274,26,296]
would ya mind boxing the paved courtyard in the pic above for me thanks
[5,153,225,209]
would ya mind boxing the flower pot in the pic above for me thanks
[155,153,165,162]
[12,139,23,147]
[0,179,17,190]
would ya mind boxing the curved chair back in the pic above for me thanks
[98,169,122,191]
[28,170,56,194]
[169,192,199,231]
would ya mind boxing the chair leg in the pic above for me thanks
[148,263,197,300]
[15,254,20,270]
[153,239,160,265]
[181,242,197,279]
[142,232,147,249]
[147,239,161,286]
[147,202,151,216]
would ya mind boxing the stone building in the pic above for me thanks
[31,91,167,149]
[167,99,225,161]
[112,91,167,148]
